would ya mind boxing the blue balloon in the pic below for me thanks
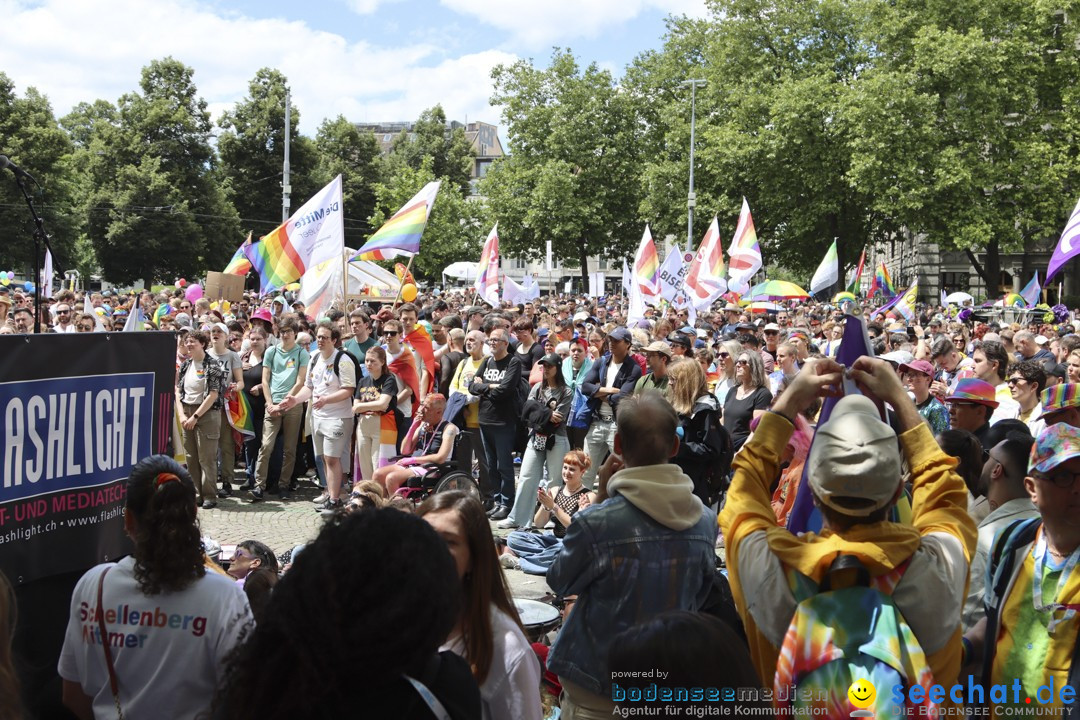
[23,281,34,291]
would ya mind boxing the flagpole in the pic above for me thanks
[391,254,416,311]
[342,247,349,312]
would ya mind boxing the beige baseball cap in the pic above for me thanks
[807,395,902,516]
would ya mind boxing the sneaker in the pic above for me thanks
[496,517,519,530]
[489,505,511,521]
[312,492,329,505]
[249,488,263,503]
[499,554,520,570]
[217,484,232,499]
[279,489,292,501]
[288,480,299,492]
[201,500,217,510]
[315,498,344,513]
[238,480,255,492]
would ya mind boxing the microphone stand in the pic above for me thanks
[12,173,56,333]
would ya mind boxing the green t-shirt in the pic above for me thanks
[344,336,377,364]
[265,343,310,403]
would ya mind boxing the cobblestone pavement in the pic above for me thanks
[198,475,553,601]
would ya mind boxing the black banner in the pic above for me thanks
[0,332,175,584]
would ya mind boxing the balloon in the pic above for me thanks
[0,278,8,287]
[401,283,417,302]
[286,282,301,292]
[5,271,12,280]
[221,300,231,313]
[185,283,203,301]
[177,278,187,288]
[23,281,33,292]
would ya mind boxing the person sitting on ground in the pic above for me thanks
[59,455,253,720]
[418,492,542,720]
[226,540,279,587]
[720,357,976,708]
[500,451,596,575]
[372,393,460,497]
[213,509,481,720]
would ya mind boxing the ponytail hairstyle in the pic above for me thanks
[126,455,205,595]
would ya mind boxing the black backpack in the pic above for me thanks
[332,348,362,394]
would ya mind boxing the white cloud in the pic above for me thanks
[0,0,516,135]
[436,0,708,48]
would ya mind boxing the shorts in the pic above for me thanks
[312,416,350,458]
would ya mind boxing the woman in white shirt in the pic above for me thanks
[420,492,542,720]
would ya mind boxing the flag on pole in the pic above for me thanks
[245,175,345,294]
[894,280,918,322]
[684,215,728,309]
[223,234,254,275]
[475,224,500,306]
[846,247,866,295]
[632,225,661,297]
[41,249,54,298]
[122,305,144,332]
[350,181,440,262]
[84,295,105,332]
[809,240,839,296]
[657,248,688,302]
[726,198,762,290]
[869,262,895,299]
[1048,197,1080,282]
[1019,271,1041,307]
[503,274,529,305]
[621,259,632,295]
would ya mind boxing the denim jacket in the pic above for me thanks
[546,493,717,695]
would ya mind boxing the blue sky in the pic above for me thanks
[1,0,706,139]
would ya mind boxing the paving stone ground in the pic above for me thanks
[198,473,553,601]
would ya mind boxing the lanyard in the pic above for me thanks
[1032,532,1080,635]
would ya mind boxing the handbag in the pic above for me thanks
[97,567,125,719]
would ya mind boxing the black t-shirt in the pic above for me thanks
[475,354,522,426]
[241,356,266,419]
[515,341,545,373]
[356,372,398,413]
[723,385,773,451]
[439,350,466,395]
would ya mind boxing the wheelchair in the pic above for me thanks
[395,431,481,505]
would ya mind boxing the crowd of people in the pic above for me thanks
[4,278,1080,718]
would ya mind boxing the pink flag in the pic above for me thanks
[475,224,500,306]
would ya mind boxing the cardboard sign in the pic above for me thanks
[204,271,245,303]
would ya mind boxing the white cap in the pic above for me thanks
[1035,335,1049,346]
[807,395,902,516]
[879,350,914,366]
[764,323,780,332]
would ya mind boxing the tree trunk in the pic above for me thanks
[965,237,1001,297]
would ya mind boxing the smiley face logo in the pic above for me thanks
[848,678,876,709]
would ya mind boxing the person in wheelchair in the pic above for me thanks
[374,393,461,496]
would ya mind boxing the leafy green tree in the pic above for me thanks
[74,58,239,285]
[315,115,384,238]
[385,105,473,195]
[366,159,486,281]
[0,73,80,273]
[482,49,648,285]
[218,68,321,235]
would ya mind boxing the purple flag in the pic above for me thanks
[1047,197,1080,282]
[786,313,881,534]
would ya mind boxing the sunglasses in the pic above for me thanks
[1006,377,1026,386]
[382,330,399,337]
[719,352,730,359]
[1036,471,1080,489]
[735,359,749,366]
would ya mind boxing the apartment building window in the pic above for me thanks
[940,271,969,291]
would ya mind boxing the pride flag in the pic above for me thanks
[405,323,436,396]
[846,247,866,295]
[223,234,254,275]
[684,215,728,309]
[1047,196,1080,281]
[869,262,895,299]
[245,175,344,294]
[225,391,256,438]
[475,224,500,306]
[809,240,838,296]
[153,303,173,327]
[351,181,440,262]
[1019,271,1041,307]
[389,347,421,416]
[726,198,762,290]
[633,225,661,297]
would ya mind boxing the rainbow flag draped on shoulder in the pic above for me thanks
[245,175,344,295]
[350,181,441,262]
[225,391,256,438]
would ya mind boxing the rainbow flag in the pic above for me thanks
[684,215,727,308]
[405,323,436,396]
[633,225,661,297]
[245,176,344,294]
[225,391,255,438]
[389,348,421,416]
[869,262,895,299]
[846,247,866,295]
[223,233,254,275]
[475,224,500,305]
[350,181,440,262]
[727,197,762,289]
[153,303,173,327]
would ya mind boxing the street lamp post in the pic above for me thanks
[681,78,706,252]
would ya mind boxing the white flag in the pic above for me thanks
[475,225,500,306]
[809,240,839,296]
[41,249,54,298]
[522,274,541,300]
[123,305,143,332]
[621,260,631,294]
[658,248,692,302]
[502,275,529,305]
[84,295,105,332]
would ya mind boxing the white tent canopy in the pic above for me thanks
[443,261,479,281]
